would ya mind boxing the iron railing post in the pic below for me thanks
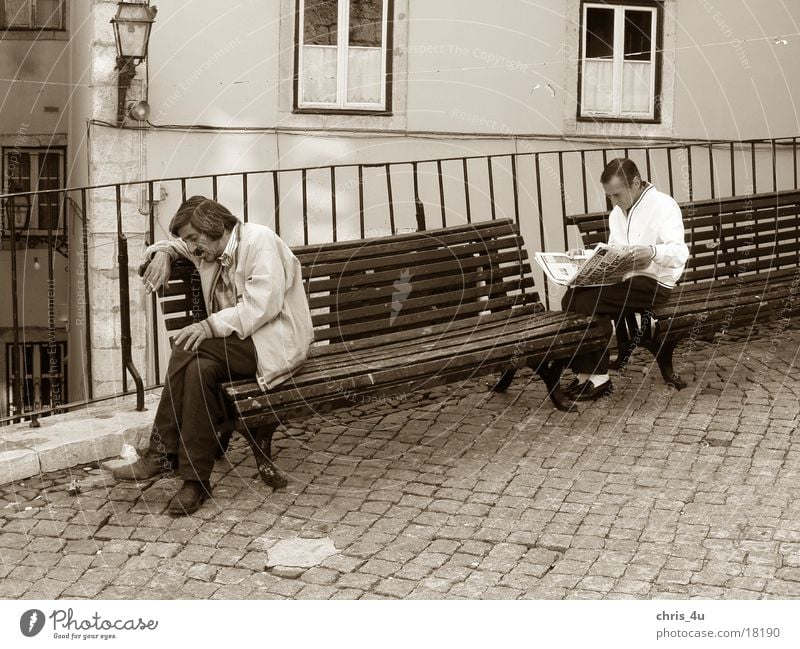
[8,195,23,423]
[116,186,144,411]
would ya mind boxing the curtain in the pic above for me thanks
[347,47,382,104]
[582,60,614,113]
[622,61,652,114]
[35,0,61,28]
[4,0,29,27]
[302,45,338,103]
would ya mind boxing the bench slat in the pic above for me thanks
[310,276,535,328]
[307,261,532,310]
[306,248,527,294]
[314,292,534,342]
[294,220,518,265]
[301,235,526,279]
[293,219,515,255]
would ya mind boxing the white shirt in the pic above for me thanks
[607,182,689,288]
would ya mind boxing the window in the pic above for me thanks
[1,0,64,29]
[5,342,67,417]
[296,0,392,112]
[578,1,661,121]
[2,147,66,233]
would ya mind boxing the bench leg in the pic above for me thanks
[244,424,288,489]
[609,314,634,370]
[534,359,574,412]
[611,311,654,371]
[489,369,517,393]
[215,425,234,460]
[646,338,688,390]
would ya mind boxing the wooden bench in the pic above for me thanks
[568,189,800,388]
[150,218,611,488]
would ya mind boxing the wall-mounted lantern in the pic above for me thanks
[111,2,157,125]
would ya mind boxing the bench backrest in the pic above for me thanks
[568,189,800,283]
[157,258,208,331]
[157,218,537,344]
[293,218,535,343]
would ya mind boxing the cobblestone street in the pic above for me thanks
[2,324,800,600]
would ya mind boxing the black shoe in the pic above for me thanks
[571,379,613,401]
[111,450,176,482]
[168,480,212,516]
[564,378,582,396]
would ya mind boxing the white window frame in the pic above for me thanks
[579,2,659,121]
[296,0,391,112]
[1,0,65,30]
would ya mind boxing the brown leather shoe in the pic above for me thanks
[111,450,176,482]
[168,480,212,516]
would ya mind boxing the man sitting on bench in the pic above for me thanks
[562,158,689,401]
[112,196,314,515]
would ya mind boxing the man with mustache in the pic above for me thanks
[112,196,313,514]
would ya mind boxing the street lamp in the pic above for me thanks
[111,2,157,125]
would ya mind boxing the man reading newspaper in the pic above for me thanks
[561,158,689,401]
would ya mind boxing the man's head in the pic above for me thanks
[600,158,644,211]
[170,196,238,262]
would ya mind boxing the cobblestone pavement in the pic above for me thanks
[2,323,800,600]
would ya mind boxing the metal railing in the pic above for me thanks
[1,134,798,425]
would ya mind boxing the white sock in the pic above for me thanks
[576,373,590,383]
[587,373,609,386]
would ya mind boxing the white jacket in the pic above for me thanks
[146,222,314,391]
[607,182,689,288]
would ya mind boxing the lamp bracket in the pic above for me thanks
[116,56,138,125]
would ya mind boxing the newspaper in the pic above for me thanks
[534,243,631,287]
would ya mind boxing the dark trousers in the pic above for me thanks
[561,276,671,374]
[150,336,257,481]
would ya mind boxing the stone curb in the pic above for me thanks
[0,393,158,486]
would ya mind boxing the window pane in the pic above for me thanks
[624,9,652,61]
[582,59,614,112]
[347,47,382,103]
[4,0,30,27]
[35,0,61,28]
[37,152,61,230]
[302,45,338,103]
[6,151,31,191]
[585,7,614,59]
[304,0,338,46]
[622,61,652,113]
[349,0,382,47]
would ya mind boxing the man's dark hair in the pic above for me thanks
[169,196,238,239]
[600,158,641,186]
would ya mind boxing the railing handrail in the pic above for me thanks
[1,135,797,201]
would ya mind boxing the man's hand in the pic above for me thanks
[629,245,656,269]
[616,245,655,271]
[174,322,209,352]
[142,251,172,293]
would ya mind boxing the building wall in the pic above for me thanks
[1,23,72,416]
[136,0,800,177]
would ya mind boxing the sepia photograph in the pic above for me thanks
[1,0,799,645]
